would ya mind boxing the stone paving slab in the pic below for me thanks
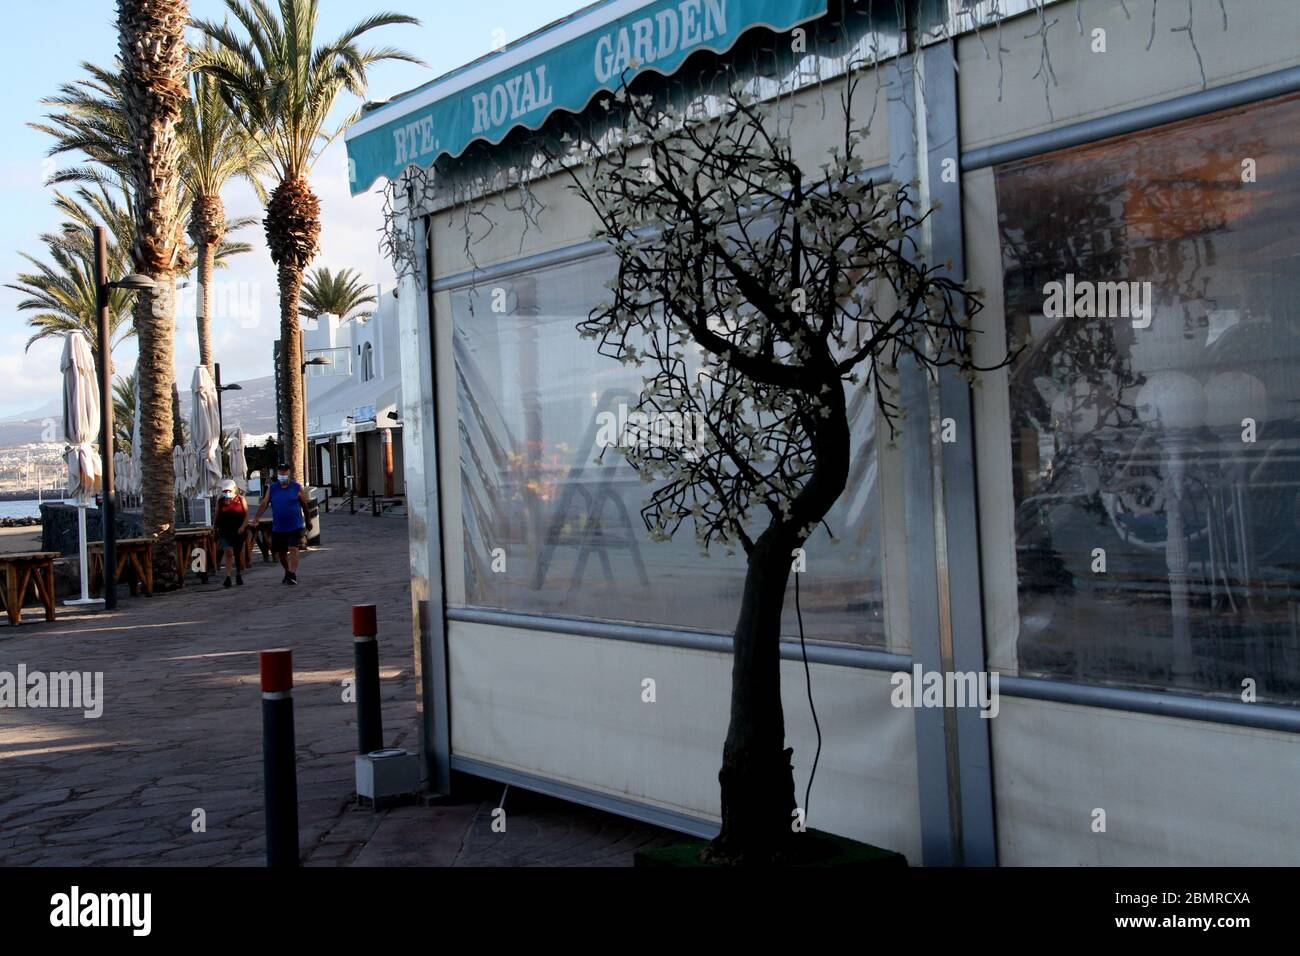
[0,512,682,867]
[0,513,419,867]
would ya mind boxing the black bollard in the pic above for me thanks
[352,605,384,754]
[260,649,299,867]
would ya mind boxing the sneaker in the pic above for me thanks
[223,576,232,589]
[287,572,298,586]
[235,574,244,586]
[282,573,290,584]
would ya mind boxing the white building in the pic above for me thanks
[302,291,405,498]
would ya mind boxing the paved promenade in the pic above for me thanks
[0,512,674,866]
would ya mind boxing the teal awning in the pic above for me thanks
[344,0,829,195]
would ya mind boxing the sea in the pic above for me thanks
[0,499,43,521]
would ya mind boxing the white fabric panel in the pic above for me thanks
[993,697,1300,865]
[958,0,1300,154]
[448,620,922,861]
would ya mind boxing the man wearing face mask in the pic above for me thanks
[249,462,311,585]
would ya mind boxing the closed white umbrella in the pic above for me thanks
[228,427,249,492]
[183,445,198,497]
[172,444,187,496]
[60,331,101,606]
[190,366,222,510]
[128,370,143,496]
[61,331,100,498]
[114,451,128,502]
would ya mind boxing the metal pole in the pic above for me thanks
[352,605,384,754]
[95,226,117,611]
[260,649,300,867]
[215,362,225,436]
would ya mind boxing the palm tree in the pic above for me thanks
[7,188,137,357]
[34,59,260,371]
[117,0,190,586]
[181,40,268,375]
[194,0,421,481]
[300,267,377,324]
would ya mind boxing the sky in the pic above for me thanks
[0,0,582,420]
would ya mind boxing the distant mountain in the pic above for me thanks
[0,396,62,424]
[0,374,278,452]
[178,374,277,436]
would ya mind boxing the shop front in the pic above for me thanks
[346,0,1300,864]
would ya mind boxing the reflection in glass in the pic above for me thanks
[451,255,885,645]
[996,94,1300,702]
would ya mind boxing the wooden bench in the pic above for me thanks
[88,538,154,598]
[0,551,59,626]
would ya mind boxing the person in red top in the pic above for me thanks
[214,478,249,588]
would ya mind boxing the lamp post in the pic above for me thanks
[214,362,243,440]
[301,355,332,485]
[94,225,155,611]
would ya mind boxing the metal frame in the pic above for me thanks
[448,606,910,672]
[920,41,998,867]
[889,49,975,868]
[402,9,1300,857]
[400,186,452,794]
[450,754,720,839]
[961,65,1300,172]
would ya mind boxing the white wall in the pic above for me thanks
[993,698,1300,865]
[448,620,923,860]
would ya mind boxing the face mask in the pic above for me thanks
[222,491,235,499]
[277,474,289,484]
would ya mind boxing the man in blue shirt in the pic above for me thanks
[249,461,311,585]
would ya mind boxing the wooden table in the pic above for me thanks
[174,528,216,586]
[88,538,154,597]
[0,551,58,626]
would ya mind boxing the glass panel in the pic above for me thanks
[995,93,1300,702]
[450,255,885,646]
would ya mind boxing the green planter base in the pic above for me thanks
[634,829,908,867]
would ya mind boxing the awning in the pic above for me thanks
[345,0,829,195]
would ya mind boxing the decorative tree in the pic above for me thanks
[556,73,990,862]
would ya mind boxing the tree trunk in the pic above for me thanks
[116,0,189,589]
[708,379,852,864]
[277,260,305,482]
[195,239,216,374]
[171,380,185,447]
[709,525,801,863]
[136,285,178,587]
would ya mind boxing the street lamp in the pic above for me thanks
[213,362,243,437]
[95,225,156,611]
[301,355,332,485]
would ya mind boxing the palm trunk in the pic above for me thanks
[196,239,216,374]
[136,285,178,586]
[278,260,305,482]
[117,0,189,589]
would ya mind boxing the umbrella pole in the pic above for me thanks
[66,497,103,606]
